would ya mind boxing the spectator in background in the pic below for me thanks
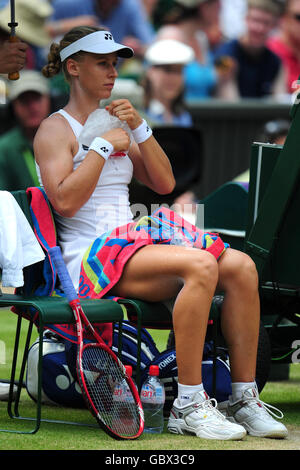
[142,38,195,125]
[0,71,51,190]
[213,0,286,99]
[268,0,300,94]
[0,0,53,70]
[157,1,219,99]
[197,0,224,52]
[141,38,198,214]
[48,0,155,56]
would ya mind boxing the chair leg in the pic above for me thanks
[117,305,127,360]
[212,318,217,399]
[1,312,41,434]
[13,317,34,418]
[135,310,142,392]
[209,300,221,400]
[7,312,23,420]
[117,299,143,391]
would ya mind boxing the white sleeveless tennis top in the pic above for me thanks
[35,109,134,290]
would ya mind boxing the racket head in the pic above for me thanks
[77,340,144,440]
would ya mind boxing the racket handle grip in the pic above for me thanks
[49,246,78,302]
[8,36,20,81]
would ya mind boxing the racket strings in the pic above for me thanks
[80,344,141,438]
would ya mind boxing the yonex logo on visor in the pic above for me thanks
[59,30,133,62]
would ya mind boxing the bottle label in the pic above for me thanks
[113,382,135,403]
[141,383,165,404]
[113,384,124,401]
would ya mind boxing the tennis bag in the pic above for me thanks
[26,330,85,407]
[26,322,232,410]
[25,323,158,407]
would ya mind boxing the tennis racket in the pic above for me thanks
[49,246,144,440]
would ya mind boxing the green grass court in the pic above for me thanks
[0,308,299,451]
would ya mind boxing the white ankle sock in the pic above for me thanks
[231,381,257,402]
[177,382,204,406]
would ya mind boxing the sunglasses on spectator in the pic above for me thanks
[291,13,300,21]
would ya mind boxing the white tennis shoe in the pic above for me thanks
[167,390,246,440]
[220,385,288,438]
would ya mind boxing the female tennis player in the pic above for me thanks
[34,26,287,440]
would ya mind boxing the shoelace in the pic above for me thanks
[244,395,284,420]
[195,398,227,420]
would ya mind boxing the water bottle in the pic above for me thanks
[112,365,137,434]
[113,365,137,402]
[140,365,165,434]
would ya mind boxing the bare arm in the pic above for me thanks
[106,99,176,194]
[129,138,176,194]
[0,40,27,74]
[33,114,130,217]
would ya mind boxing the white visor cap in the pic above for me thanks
[60,30,134,62]
[145,39,195,66]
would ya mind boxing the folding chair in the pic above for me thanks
[0,190,125,434]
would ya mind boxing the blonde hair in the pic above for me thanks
[42,26,106,82]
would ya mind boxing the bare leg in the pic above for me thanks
[112,245,260,385]
[217,248,260,383]
[111,244,219,385]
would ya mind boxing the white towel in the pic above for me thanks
[0,191,45,287]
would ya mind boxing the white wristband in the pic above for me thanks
[132,119,152,144]
[89,137,114,160]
